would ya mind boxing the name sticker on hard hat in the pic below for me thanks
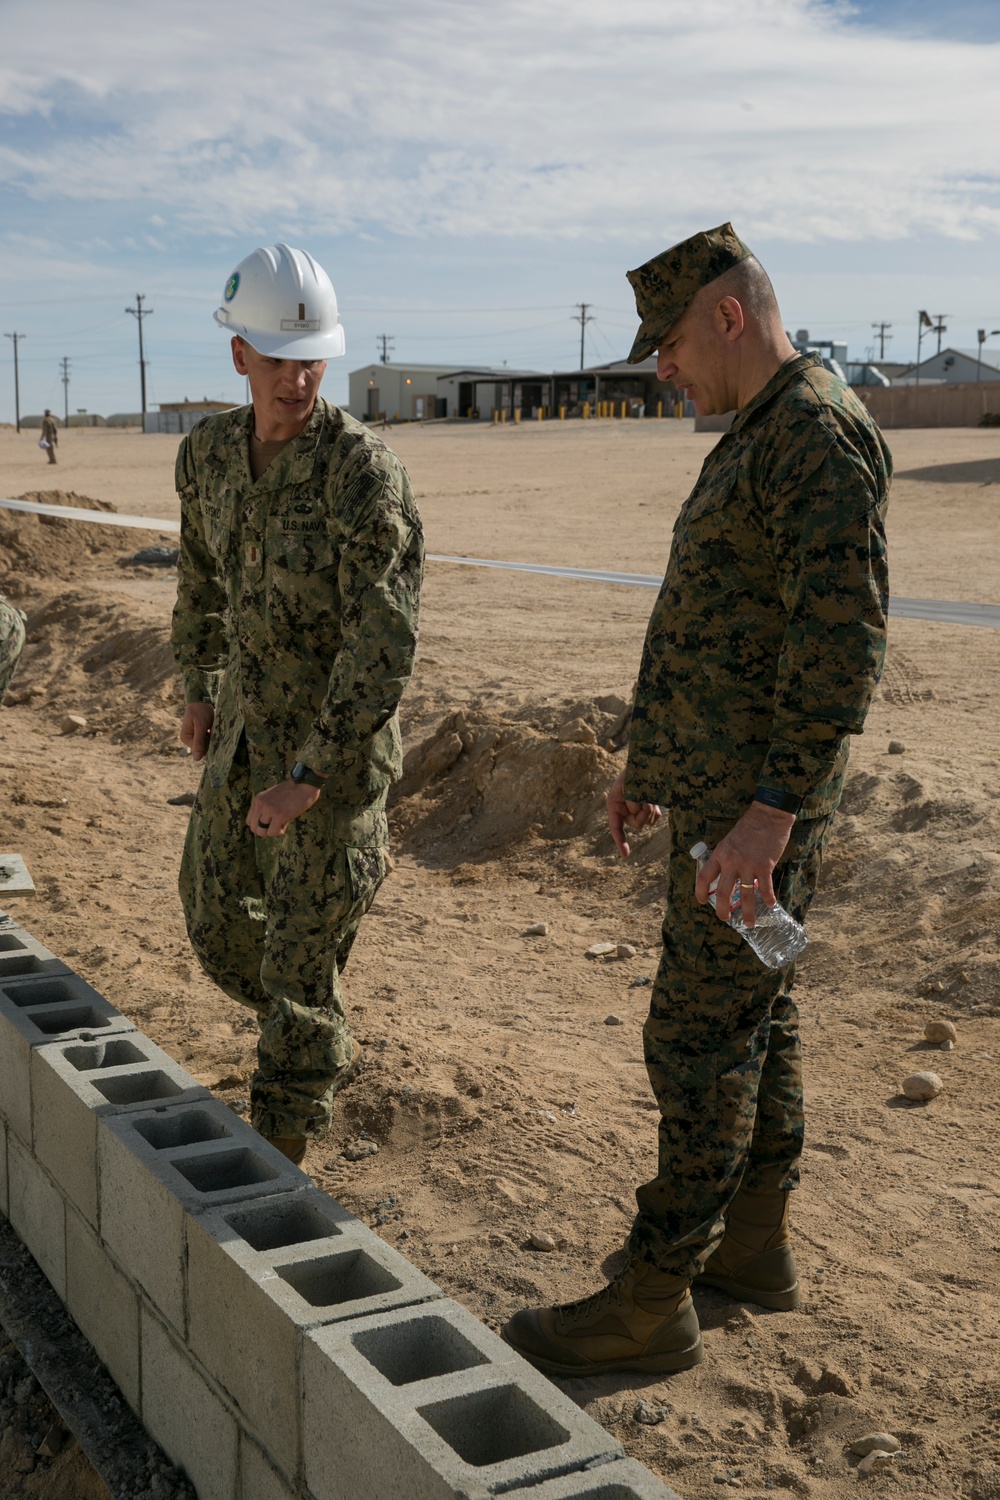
[280,318,321,331]
[224,273,240,302]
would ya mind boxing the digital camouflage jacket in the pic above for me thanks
[624,354,891,820]
[171,399,423,805]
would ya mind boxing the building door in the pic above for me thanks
[367,387,380,419]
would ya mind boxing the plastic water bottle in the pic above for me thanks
[689,841,807,969]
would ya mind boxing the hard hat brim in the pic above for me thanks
[214,308,346,360]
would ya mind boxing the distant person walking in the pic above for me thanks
[504,223,891,1377]
[172,243,423,1166]
[40,409,58,465]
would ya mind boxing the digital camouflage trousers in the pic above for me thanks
[179,736,387,1141]
[0,598,26,706]
[627,806,831,1280]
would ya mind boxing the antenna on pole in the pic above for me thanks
[572,304,595,370]
[376,334,394,366]
[60,357,71,427]
[125,294,154,418]
[4,332,25,433]
[871,322,892,361]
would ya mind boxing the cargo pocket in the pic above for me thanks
[344,844,387,922]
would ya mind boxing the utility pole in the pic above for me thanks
[60,357,71,427]
[4,332,25,432]
[125,294,153,417]
[915,310,932,386]
[572,303,595,370]
[932,313,948,355]
[376,334,394,365]
[871,321,892,361]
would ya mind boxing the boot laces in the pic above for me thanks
[556,1271,627,1329]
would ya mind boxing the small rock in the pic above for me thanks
[585,942,617,958]
[343,1139,379,1161]
[166,791,197,807]
[902,1070,943,1100]
[924,1019,958,1044]
[630,975,652,988]
[617,943,637,960]
[940,1039,954,1051]
[604,1014,623,1026]
[59,713,87,734]
[558,717,597,745]
[887,739,906,754]
[36,1421,68,1458]
[858,1450,898,1476]
[530,1231,557,1251]
[557,811,574,824]
[524,922,549,937]
[421,732,464,778]
[634,1398,670,1426]
[850,1433,902,1457]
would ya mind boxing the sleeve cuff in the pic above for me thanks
[182,668,222,705]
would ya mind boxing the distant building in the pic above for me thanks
[552,357,680,417]
[892,347,1000,384]
[348,364,455,421]
[144,398,238,435]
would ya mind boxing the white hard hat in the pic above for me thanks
[213,243,346,359]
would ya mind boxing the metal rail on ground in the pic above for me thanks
[3,495,999,630]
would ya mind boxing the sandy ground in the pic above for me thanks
[1,419,999,1500]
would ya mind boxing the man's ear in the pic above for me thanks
[231,336,248,375]
[716,296,746,342]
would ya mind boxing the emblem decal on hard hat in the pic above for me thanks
[224,273,240,302]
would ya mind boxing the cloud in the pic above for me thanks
[0,0,998,253]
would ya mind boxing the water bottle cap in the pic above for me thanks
[689,841,709,859]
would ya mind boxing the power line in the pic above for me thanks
[932,313,949,355]
[4,332,26,432]
[571,303,595,370]
[125,294,153,417]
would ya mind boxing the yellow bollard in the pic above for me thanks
[537,408,543,421]
[657,401,663,419]
[501,409,507,423]
[559,405,566,420]
[492,409,499,424]
[514,409,521,424]
[621,401,627,419]
[583,401,590,419]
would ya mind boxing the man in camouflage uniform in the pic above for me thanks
[172,244,423,1165]
[40,409,58,464]
[505,223,890,1375]
[0,594,26,704]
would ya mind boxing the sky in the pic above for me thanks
[1,0,998,420]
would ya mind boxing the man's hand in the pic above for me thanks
[180,702,214,761]
[695,801,795,926]
[606,771,661,858]
[247,781,322,838]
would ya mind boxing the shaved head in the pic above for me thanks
[692,255,781,328]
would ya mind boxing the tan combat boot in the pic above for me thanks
[699,1188,800,1310]
[501,1259,703,1377]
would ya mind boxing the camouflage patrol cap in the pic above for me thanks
[625,222,754,364]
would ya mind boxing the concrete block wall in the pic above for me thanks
[0,910,682,1500]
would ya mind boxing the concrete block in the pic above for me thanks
[238,1433,297,1500]
[141,1305,239,1500]
[303,1300,622,1500]
[0,974,134,1146]
[100,1100,304,1335]
[187,1191,440,1476]
[506,1458,685,1500]
[32,1033,208,1227]
[7,1133,66,1300]
[0,927,62,980]
[65,1204,141,1413]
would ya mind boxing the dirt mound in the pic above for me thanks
[0,491,175,585]
[390,694,631,861]
[9,591,183,749]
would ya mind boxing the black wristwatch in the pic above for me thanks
[290,761,327,789]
